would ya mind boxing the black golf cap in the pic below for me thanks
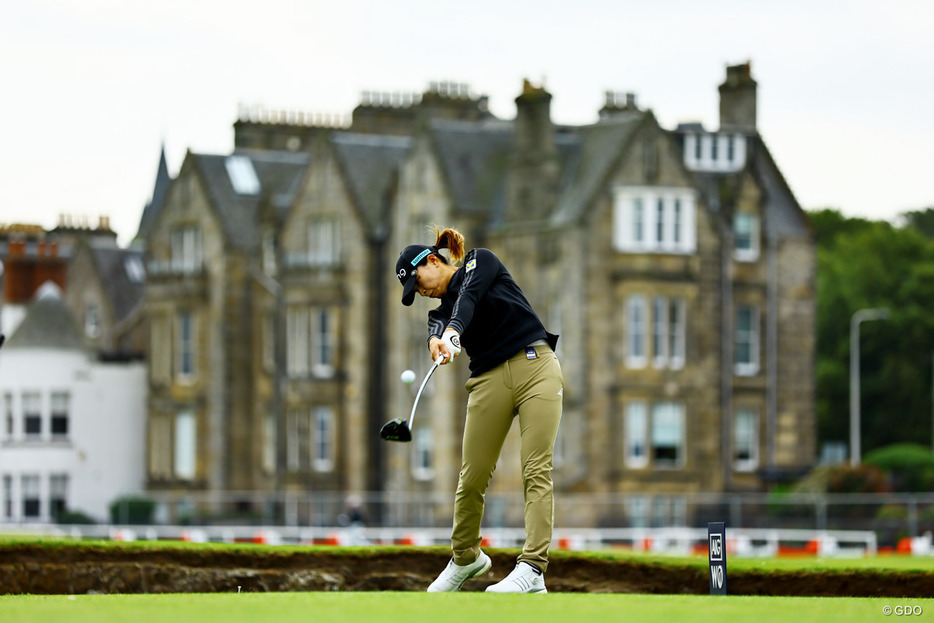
[396,244,437,306]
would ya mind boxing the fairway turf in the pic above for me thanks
[1,592,931,623]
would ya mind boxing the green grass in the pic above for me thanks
[1,592,930,623]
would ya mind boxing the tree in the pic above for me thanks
[812,209,934,456]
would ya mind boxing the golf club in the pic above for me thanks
[380,354,445,442]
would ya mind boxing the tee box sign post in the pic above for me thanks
[708,522,727,595]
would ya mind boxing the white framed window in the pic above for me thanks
[651,402,685,467]
[312,308,335,377]
[734,407,759,472]
[652,297,668,369]
[312,406,334,472]
[625,401,648,468]
[22,391,41,439]
[413,426,434,480]
[170,226,202,274]
[668,298,686,369]
[176,310,196,381]
[626,495,648,529]
[49,473,68,520]
[50,391,69,439]
[174,409,197,480]
[735,305,760,376]
[22,474,40,519]
[308,217,340,266]
[613,187,696,254]
[286,307,310,377]
[684,132,747,172]
[734,212,760,261]
[625,295,647,368]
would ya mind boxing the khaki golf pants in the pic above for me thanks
[451,344,563,573]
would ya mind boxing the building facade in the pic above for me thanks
[141,64,815,528]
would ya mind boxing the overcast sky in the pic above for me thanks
[1,0,931,246]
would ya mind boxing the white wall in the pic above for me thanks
[0,348,146,523]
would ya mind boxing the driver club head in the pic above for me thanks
[380,418,412,442]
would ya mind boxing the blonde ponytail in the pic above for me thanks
[433,226,466,263]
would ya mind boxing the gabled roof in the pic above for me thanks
[88,243,145,323]
[551,112,646,226]
[428,118,514,218]
[191,150,310,251]
[330,133,412,238]
[4,283,88,352]
[137,145,171,242]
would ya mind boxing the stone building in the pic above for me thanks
[141,63,815,528]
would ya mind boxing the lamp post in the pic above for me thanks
[850,308,889,466]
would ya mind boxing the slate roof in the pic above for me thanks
[4,283,88,352]
[192,150,310,251]
[551,112,645,227]
[330,133,412,238]
[428,118,514,218]
[89,244,145,323]
[137,146,171,242]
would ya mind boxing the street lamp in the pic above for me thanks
[850,307,889,466]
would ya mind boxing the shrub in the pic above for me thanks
[109,496,155,525]
[864,443,934,492]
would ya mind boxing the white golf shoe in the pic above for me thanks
[426,551,492,592]
[485,561,547,593]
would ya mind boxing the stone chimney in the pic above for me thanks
[718,61,758,132]
[506,79,560,222]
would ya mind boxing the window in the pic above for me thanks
[413,426,434,480]
[3,475,12,519]
[263,413,276,474]
[124,255,146,283]
[174,410,196,480]
[651,402,685,467]
[308,218,340,266]
[225,155,261,195]
[727,136,736,163]
[694,134,703,160]
[22,474,40,518]
[652,297,668,368]
[49,474,68,520]
[629,295,685,370]
[287,307,310,377]
[733,212,760,261]
[734,407,759,471]
[176,311,196,380]
[735,305,759,376]
[313,407,334,472]
[22,391,41,438]
[614,187,696,253]
[625,296,647,368]
[84,302,100,338]
[50,392,69,438]
[287,410,310,471]
[627,495,648,529]
[312,308,335,377]
[668,298,686,368]
[170,226,202,274]
[625,402,648,468]
[685,132,746,172]
[711,134,719,161]
[3,392,12,438]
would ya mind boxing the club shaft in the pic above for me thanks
[407,355,445,429]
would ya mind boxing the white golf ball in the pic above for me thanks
[400,369,417,384]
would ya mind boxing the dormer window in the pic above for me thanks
[684,132,746,172]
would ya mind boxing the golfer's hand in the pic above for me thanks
[429,337,448,364]
[441,328,461,362]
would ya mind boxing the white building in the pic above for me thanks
[0,283,146,524]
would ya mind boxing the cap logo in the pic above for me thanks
[410,248,431,266]
[397,268,407,280]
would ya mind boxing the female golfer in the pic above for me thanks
[395,227,563,594]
